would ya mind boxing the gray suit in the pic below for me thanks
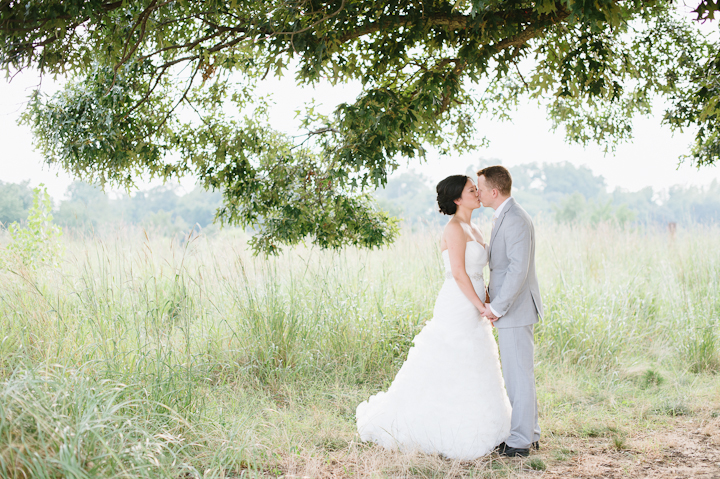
[488,197,543,449]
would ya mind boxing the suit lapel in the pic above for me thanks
[489,197,516,254]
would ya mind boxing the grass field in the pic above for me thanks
[0,221,719,478]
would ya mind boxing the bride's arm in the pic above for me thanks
[445,223,487,315]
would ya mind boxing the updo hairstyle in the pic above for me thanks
[436,175,472,215]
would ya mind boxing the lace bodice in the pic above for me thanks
[441,241,488,281]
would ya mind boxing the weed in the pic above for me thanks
[641,369,664,388]
[528,457,546,471]
[317,437,348,452]
[2,185,63,270]
[581,425,606,437]
[553,447,574,461]
[653,400,691,417]
[613,436,628,450]
[407,464,443,478]
[683,322,720,374]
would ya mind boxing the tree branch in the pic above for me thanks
[337,8,570,49]
[271,0,347,36]
[337,12,470,43]
[120,64,170,121]
[113,0,177,76]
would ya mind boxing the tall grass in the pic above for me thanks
[0,221,718,477]
[534,223,720,373]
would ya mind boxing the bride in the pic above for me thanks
[356,174,512,460]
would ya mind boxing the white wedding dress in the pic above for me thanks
[356,241,512,460]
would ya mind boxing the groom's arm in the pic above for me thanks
[489,214,532,318]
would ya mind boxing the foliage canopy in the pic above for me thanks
[1,0,718,252]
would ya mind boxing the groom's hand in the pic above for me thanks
[484,306,498,321]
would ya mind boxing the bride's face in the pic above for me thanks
[456,179,482,210]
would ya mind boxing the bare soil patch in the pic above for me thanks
[275,416,720,478]
[537,416,720,479]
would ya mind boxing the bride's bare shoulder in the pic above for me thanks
[442,219,466,243]
[443,217,462,232]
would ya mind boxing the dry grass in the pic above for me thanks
[265,415,720,478]
[0,222,718,477]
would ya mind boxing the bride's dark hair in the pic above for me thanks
[436,175,472,215]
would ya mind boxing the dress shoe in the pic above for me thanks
[494,442,507,454]
[500,445,530,457]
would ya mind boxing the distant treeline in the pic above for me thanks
[0,180,222,235]
[1,161,718,235]
[374,161,720,227]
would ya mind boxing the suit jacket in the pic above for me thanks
[488,197,543,328]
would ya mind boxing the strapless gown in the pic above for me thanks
[356,241,512,460]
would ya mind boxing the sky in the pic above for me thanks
[1,8,719,201]
[260,75,720,193]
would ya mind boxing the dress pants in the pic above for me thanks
[496,324,540,449]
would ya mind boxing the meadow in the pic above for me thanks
[0,221,719,478]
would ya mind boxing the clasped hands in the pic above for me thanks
[482,304,498,323]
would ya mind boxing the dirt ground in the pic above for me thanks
[268,415,720,478]
[280,416,720,478]
[534,416,720,479]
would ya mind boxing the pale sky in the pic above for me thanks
[256,73,720,194]
[2,9,719,201]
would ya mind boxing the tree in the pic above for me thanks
[0,180,33,226]
[542,162,606,200]
[125,185,180,223]
[177,186,223,229]
[374,170,443,226]
[500,163,547,217]
[611,186,662,223]
[54,180,113,229]
[664,181,720,224]
[1,0,717,252]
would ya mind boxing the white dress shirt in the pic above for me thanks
[489,196,512,318]
[493,196,512,220]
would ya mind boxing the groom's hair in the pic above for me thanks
[477,165,512,196]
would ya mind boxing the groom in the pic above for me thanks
[476,165,543,458]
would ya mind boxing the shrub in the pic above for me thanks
[2,185,63,270]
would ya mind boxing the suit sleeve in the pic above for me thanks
[490,214,532,317]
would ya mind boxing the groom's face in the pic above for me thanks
[476,175,496,208]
